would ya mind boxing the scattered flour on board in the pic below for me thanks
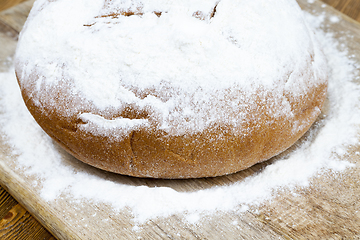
[0,11,359,224]
[329,15,341,23]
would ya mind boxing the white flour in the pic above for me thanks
[0,10,359,224]
[15,0,327,138]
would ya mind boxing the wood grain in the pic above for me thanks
[0,186,17,220]
[0,201,56,240]
[0,186,55,240]
[0,0,27,12]
[0,0,33,33]
[322,0,360,22]
[0,0,360,239]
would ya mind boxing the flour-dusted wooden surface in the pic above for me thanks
[0,0,27,12]
[322,0,360,22]
[1,0,360,239]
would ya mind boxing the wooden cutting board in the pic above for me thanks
[1,0,360,239]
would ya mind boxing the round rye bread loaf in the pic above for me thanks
[15,0,328,178]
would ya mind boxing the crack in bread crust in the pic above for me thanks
[15,0,328,178]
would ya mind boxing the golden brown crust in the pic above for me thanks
[17,68,327,178]
[15,0,328,178]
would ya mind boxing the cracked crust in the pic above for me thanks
[15,0,328,178]
[17,66,327,178]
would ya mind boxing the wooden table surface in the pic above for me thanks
[0,0,360,239]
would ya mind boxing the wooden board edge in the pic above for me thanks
[319,0,360,26]
[0,161,79,240]
[298,0,360,27]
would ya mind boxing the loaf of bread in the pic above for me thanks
[15,0,328,178]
